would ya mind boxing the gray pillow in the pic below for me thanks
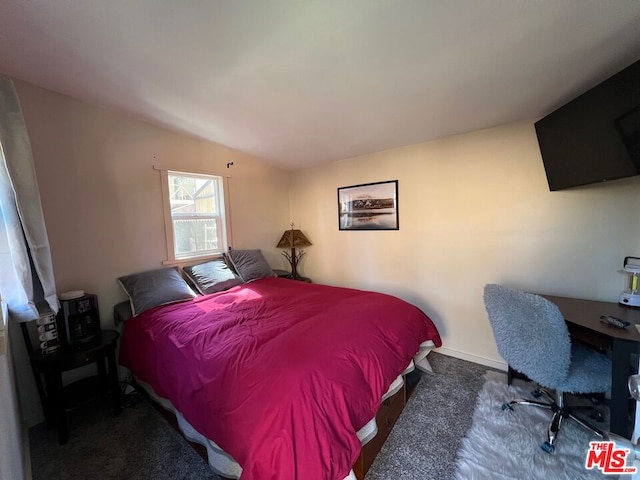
[117,267,196,316]
[183,258,243,295]
[227,249,276,283]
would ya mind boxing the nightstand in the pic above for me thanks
[273,269,292,278]
[273,269,311,283]
[28,329,122,444]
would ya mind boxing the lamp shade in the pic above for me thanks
[276,229,312,249]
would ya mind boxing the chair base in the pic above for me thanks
[502,388,605,453]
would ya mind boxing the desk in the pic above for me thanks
[542,295,640,437]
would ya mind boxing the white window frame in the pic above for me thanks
[156,166,232,265]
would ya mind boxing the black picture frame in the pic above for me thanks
[337,180,399,231]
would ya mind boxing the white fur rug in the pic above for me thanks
[453,371,608,480]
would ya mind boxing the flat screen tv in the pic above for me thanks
[535,59,640,191]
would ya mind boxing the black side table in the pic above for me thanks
[273,269,292,278]
[29,329,122,444]
[273,269,312,283]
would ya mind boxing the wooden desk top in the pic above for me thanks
[543,295,640,343]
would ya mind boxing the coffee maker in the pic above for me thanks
[619,256,640,307]
[57,292,101,347]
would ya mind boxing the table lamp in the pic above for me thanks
[276,224,312,280]
[620,256,640,307]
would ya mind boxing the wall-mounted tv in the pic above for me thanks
[535,59,640,191]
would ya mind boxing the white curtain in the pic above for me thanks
[0,76,58,321]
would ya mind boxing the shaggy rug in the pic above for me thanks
[453,371,611,480]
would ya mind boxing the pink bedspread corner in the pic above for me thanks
[119,277,441,480]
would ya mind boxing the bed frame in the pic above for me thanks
[353,380,407,479]
[115,301,433,479]
[142,375,410,480]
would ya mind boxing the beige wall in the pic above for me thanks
[15,79,292,320]
[289,122,640,368]
[8,80,640,425]
[11,80,291,425]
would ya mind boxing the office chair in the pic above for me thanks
[483,283,612,453]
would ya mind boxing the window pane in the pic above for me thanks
[169,175,217,214]
[173,217,220,256]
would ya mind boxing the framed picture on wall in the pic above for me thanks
[337,180,399,231]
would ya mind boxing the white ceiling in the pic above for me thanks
[1,1,640,170]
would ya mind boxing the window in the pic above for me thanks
[160,170,230,262]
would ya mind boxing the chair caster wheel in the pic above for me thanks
[532,390,542,398]
[540,441,555,453]
[502,403,513,411]
[589,410,604,422]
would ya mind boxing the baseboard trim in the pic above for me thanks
[434,347,507,372]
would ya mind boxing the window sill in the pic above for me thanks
[162,253,225,267]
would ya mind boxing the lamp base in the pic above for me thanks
[273,269,293,279]
[620,292,640,307]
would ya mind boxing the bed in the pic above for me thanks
[116,253,441,480]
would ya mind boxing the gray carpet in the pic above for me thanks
[29,394,218,480]
[367,352,490,479]
[29,352,489,479]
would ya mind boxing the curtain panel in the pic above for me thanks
[0,76,58,321]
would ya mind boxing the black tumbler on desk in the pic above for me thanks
[57,293,101,348]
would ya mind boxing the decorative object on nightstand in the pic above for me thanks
[276,223,312,281]
[57,292,101,347]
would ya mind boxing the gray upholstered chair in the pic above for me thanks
[483,283,612,453]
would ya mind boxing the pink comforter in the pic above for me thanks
[119,277,441,480]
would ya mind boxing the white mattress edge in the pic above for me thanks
[135,378,243,479]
